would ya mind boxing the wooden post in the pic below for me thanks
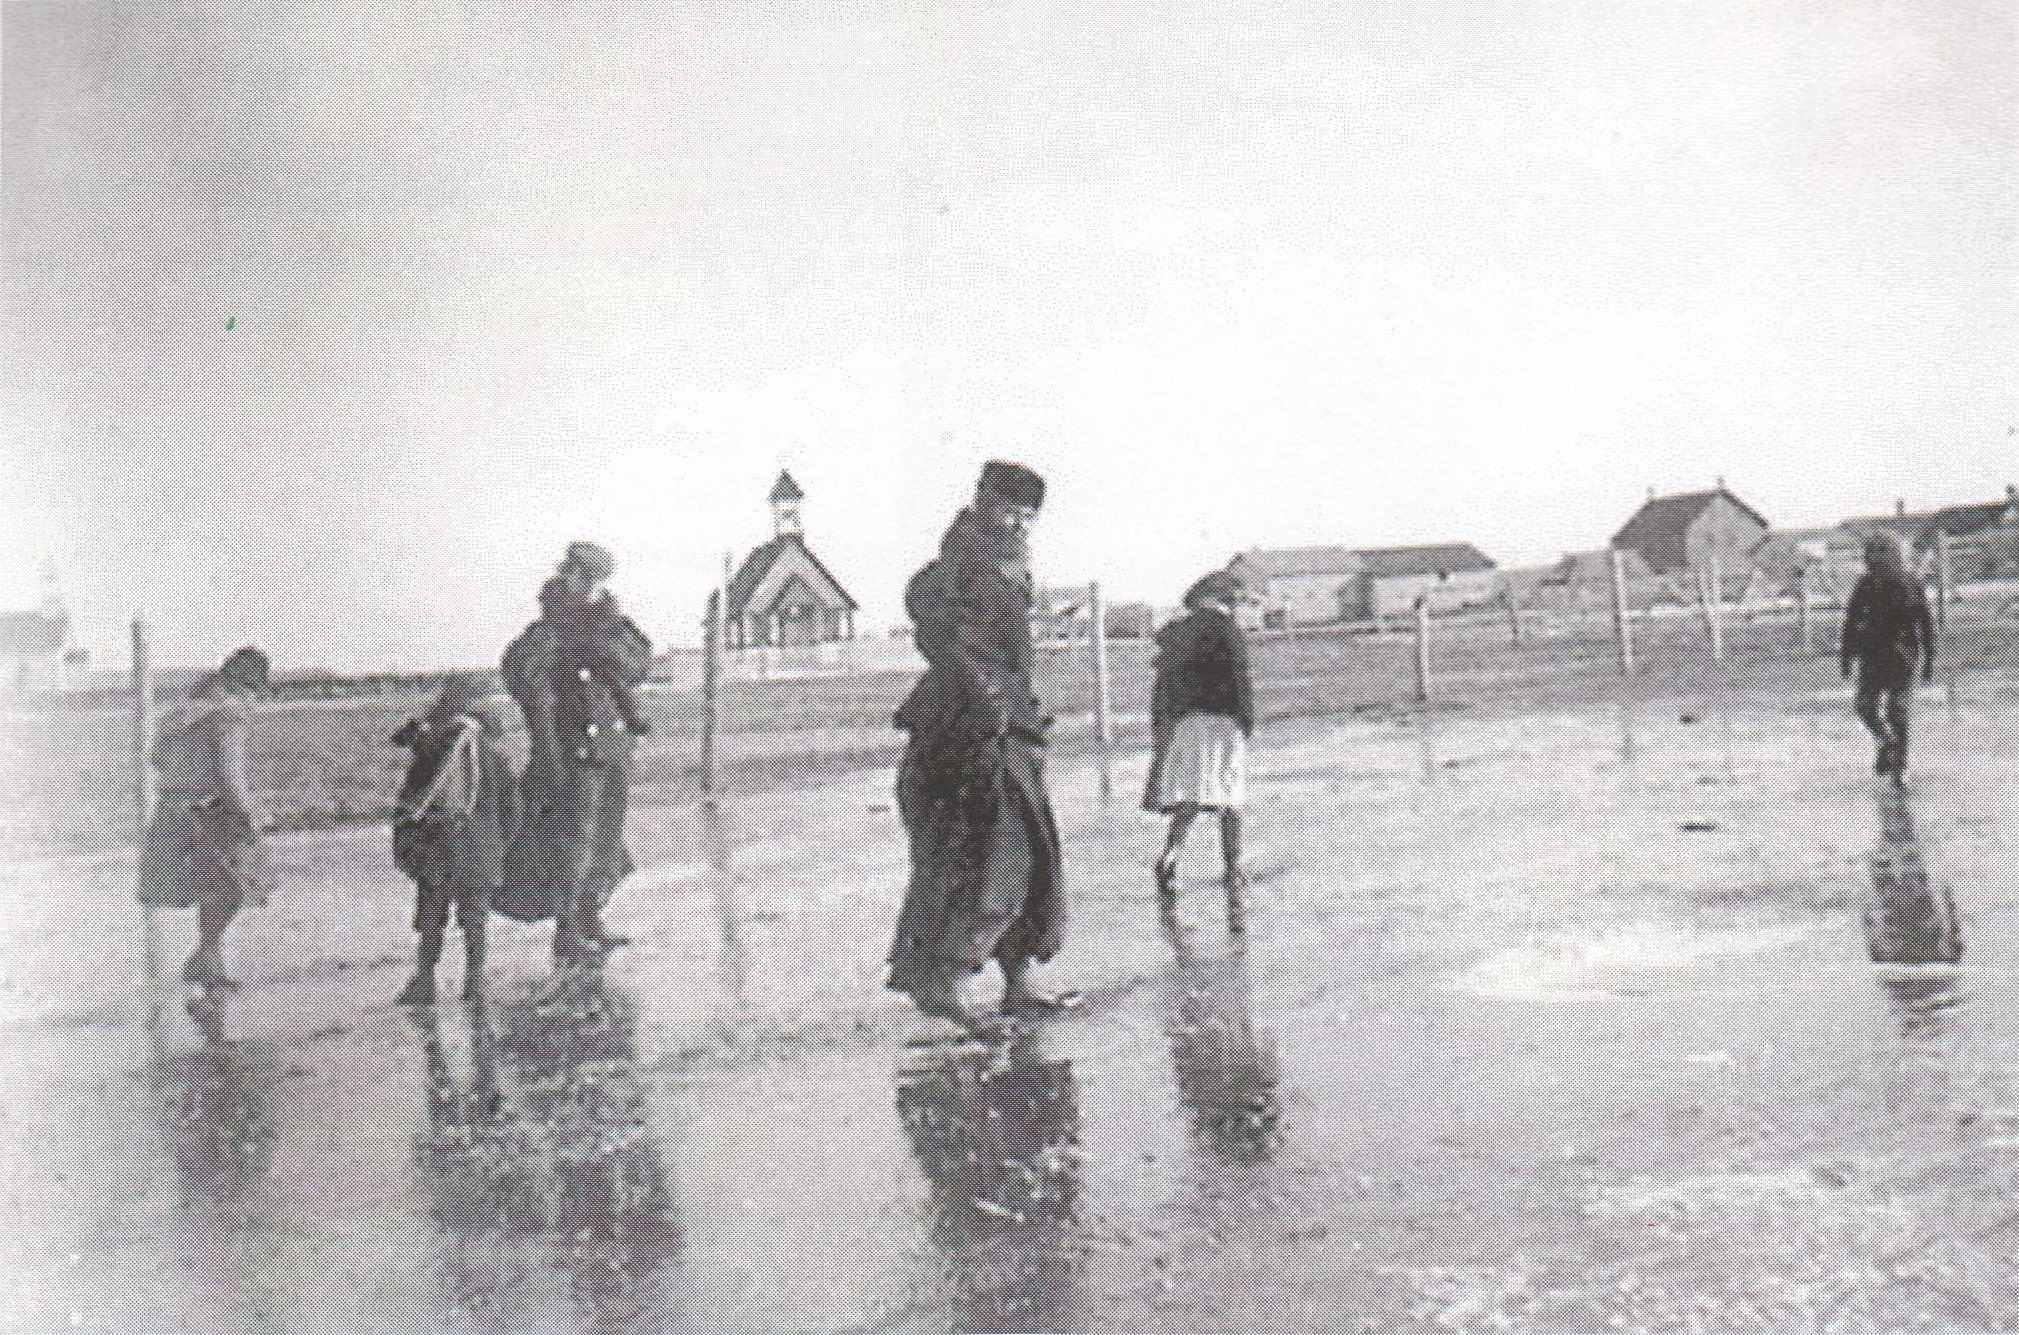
[1700,550,1725,663]
[701,553,728,798]
[1413,596,1432,702]
[1089,581,1112,748]
[1796,563,1813,655]
[1504,583,1522,645]
[1608,549,1635,675]
[131,615,154,838]
[1936,528,1952,631]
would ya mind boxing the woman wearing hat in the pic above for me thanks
[1147,571,1254,911]
[137,646,277,988]
[887,460,1068,1032]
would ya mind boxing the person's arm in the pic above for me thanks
[1228,621,1256,736]
[492,741,523,841]
[1841,578,1869,679]
[215,703,258,833]
[1917,592,1937,682]
[586,602,655,689]
[926,561,1013,736]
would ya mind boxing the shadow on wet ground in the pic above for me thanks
[11,693,2019,1330]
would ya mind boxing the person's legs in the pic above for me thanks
[461,887,489,1000]
[183,892,239,986]
[1887,685,1914,782]
[1157,803,1201,893]
[399,881,448,1003]
[1854,676,1894,773]
[551,764,609,968]
[1219,808,1244,883]
[581,763,632,949]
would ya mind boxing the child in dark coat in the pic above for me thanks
[1841,534,1937,785]
[392,675,522,1003]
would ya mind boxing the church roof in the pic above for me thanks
[769,470,805,503]
[725,533,858,616]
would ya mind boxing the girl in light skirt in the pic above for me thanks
[1146,572,1254,913]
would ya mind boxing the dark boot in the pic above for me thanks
[398,928,443,1005]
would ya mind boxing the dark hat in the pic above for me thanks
[218,646,270,693]
[562,541,616,583]
[977,460,1046,510]
[429,672,495,720]
[1184,570,1243,610]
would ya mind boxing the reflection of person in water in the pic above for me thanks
[896,1036,1084,1333]
[1159,903,1283,1165]
[410,977,682,1332]
[1863,786,1963,1040]
[152,990,281,1211]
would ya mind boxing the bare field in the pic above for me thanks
[5,607,2014,857]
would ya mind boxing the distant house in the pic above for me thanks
[1337,544,1498,620]
[1532,548,1680,614]
[1225,547,1365,629]
[1032,587,1156,641]
[0,608,70,692]
[1611,485,1770,598]
[1742,527,1866,605]
[722,471,859,648]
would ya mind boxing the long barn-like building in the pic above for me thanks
[723,471,859,649]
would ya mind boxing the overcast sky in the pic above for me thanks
[4,0,2012,670]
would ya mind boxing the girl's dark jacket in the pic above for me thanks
[392,712,522,892]
[1840,570,1936,689]
[1151,607,1255,734]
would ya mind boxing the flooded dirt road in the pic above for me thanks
[7,689,2019,1331]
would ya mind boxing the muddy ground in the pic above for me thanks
[6,686,2019,1332]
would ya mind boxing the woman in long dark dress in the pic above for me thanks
[886,461,1066,1033]
[137,646,275,988]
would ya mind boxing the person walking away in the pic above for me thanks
[887,461,1067,1033]
[503,542,654,973]
[391,674,521,1004]
[137,647,277,989]
[1842,534,1936,786]
[1148,572,1255,913]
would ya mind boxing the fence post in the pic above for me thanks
[701,553,728,799]
[1504,583,1522,645]
[1608,549,1635,675]
[1699,550,1725,663]
[1936,528,1952,631]
[1089,581,1112,748]
[132,615,154,838]
[1413,596,1432,702]
[1796,563,1813,655]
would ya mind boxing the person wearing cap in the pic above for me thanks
[1842,533,1937,785]
[1146,570,1255,912]
[390,674,522,1004]
[137,646,277,988]
[887,460,1067,1032]
[501,542,654,971]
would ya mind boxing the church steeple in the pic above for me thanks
[769,470,805,537]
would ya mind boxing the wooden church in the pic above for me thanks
[723,471,859,648]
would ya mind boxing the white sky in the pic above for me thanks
[4,0,2013,670]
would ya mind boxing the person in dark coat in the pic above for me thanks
[391,674,522,1004]
[887,460,1067,1032]
[1841,534,1936,785]
[137,646,276,989]
[1147,571,1255,907]
[502,542,655,972]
